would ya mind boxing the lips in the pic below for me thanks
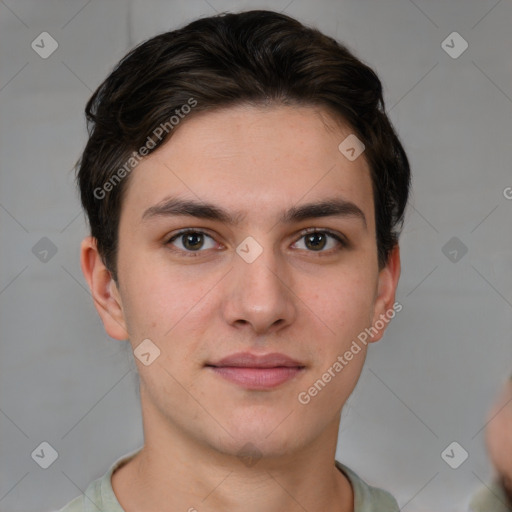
[209,352,304,368]
[206,352,305,390]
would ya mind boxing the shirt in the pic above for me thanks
[57,450,399,512]
[469,480,512,512]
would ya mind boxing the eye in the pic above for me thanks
[166,228,346,256]
[292,229,346,253]
[166,230,218,253]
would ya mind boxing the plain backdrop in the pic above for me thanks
[1,1,511,511]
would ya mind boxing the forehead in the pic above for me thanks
[120,104,375,230]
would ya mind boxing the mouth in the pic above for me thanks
[205,352,306,390]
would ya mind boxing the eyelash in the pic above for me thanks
[165,228,347,257]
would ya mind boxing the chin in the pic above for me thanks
[211,412,310,460]
[211,434,302,465]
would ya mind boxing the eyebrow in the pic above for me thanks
[142,196,367,228]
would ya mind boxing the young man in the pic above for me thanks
[59,10,410,512]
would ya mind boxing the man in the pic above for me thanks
[469,375,512,511]
[59,10,410,512]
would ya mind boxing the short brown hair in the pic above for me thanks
[77,10,410,281]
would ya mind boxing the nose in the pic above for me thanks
[221,240,297,336]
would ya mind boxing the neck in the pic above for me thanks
[111,393,353,512]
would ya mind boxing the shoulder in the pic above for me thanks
[468,480,511,512]
[56,450,140,512]
[56,476,104,512]
[336,461,399,512]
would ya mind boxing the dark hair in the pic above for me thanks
[77,10,410,281]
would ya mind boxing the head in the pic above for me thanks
[79,10,410,461]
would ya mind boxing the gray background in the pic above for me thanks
[1,0,511,511]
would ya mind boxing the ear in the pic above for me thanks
[368,244,401,343]
[80,236,129,340]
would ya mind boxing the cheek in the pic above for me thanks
[302,270,377,339]
[119,263,217,349]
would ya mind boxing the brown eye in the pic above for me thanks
[292,230,345,253]
[182,232,204,250]
[304,232,328,251]
[167,230,217,252]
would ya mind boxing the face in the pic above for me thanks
[84,104,400,460]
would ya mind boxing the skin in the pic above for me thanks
[81,104,401,512]
[486,378,512,499]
